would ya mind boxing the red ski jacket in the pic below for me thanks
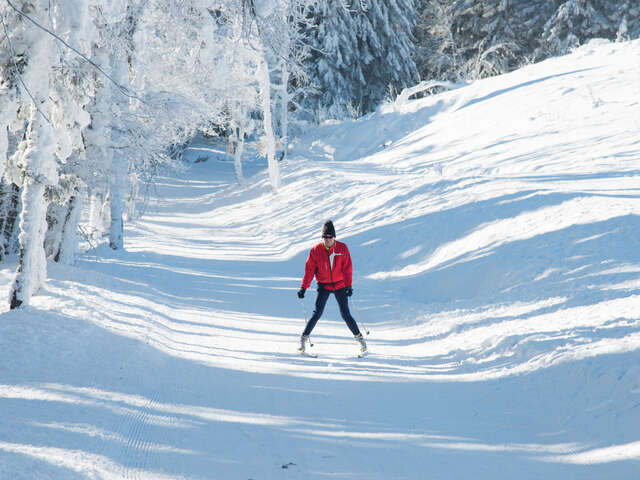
[301,241,353,291]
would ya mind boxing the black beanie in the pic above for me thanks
[322,220,336,237]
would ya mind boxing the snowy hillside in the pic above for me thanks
[1,39,640,479]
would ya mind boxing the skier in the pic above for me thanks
[297,220,367,356]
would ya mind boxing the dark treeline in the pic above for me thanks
[302,0,640,120]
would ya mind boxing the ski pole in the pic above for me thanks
[351,298,370,335]
[299,298,313,346]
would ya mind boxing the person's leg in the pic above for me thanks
[334,288,361,336]
[302,288,330,336]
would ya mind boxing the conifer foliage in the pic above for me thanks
[303,0,418,120]
[415,0,640,81]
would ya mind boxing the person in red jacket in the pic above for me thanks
[297,220,367,355]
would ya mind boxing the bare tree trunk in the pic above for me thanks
[44,202,67,259]
[56,187,83,264]
[279,58,289,162]
[0,182,20,261]
[107,52,128,250]
[278,3,290,162]
[0,186,8,262]
[0,124,7,179]
[3,183,21,257]
[87,189,105,243]
[258,47,281,190]
[108,153,126,250]
[230,104,246,185]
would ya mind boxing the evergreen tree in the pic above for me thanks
[415,0,462,81]
[416,0,537,81]
[512,0,561,62]
[601,0,640,42]
[304,1,360,120]
[356,0,419,112]
[539,0,609,57]
[452,0,522,79]
[414,0,639,82]
[304,0,418,120]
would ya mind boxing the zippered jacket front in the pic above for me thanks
[301,241,353,291]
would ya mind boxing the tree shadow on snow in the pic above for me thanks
[347,187,640,380]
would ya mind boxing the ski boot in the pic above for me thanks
[355,333,368,358]
[298,334,309,352]
[298,334,316,357]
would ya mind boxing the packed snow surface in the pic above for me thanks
[2,39,640,479]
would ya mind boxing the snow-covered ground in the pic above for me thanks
[2,39,640,479]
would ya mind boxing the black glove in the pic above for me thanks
[297,288,306,299]
[345,286,353,297]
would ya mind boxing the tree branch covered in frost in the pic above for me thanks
[5,0,141,101]
[0,0,316,307]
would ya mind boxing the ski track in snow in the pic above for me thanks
[1,39,640,479]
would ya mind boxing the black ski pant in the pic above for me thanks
[303,287,360,336]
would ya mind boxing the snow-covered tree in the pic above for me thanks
[614,1,640,40]
[6,0,59,308]
[89,0,233,241]
[240,0,281,189]
[304,0,418,120]
[267,0,314,160]
[0,2,28,261]
[44,0,95,263]
[303,0,357,120]
[1,0,247,307]
[214,8,258,185]
[468,0,522,78]
[356,0,419,111]
[0,115,21,262]
[415,0,462,81]
[539,0,608,57]
[0,0,430,307]
[417,0,523,81]
[414,0,640,82]
[242,0,315,188]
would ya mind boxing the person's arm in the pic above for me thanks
[301,249,317,289]
[343,245,353,288]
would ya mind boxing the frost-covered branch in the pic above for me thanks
[5,0,142,102]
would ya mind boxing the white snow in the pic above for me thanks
[1,39,640,479]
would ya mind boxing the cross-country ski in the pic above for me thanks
[299,350,318,358]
